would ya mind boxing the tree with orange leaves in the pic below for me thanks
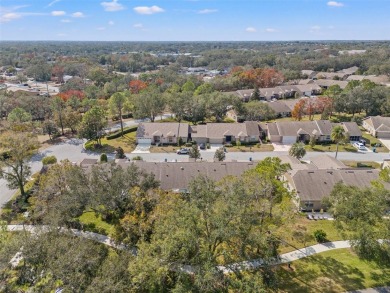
[129,80,148,94]
[292,99,306,121]
[239,68,284,88]
[57,90,85,102]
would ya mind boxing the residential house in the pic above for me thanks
[307,154,347,170]
[301,70,317,79]
[313,79,349,90]
[226,109,244,122]
[294,84,322,96]
[341,122,362,141]
[235,89,254,102]
[362,116,390,138]
[265,120,333,144]
[190,121,260,144]
[116,161,257,192]
[136,122,190,145]
[346,75,390,86]
[336,66,359,76]
[137,121,261,145]
[315,72,349,80]
[267,101,292,117]
[284,169,385,211]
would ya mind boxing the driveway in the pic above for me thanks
[379,138,390,151]
[272,143,293,152]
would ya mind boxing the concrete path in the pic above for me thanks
[347,287,390,293]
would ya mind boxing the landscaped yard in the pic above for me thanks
[85,132,137,153]
[305,143,357,153]
[277,216,343,254]
[225,144,274,152]
[78,211,115,236]
[341,160,381,169]
[360,130,389,153]
[277,248,390,292]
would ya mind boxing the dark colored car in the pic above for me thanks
[176,148,189,154]
[199,143,206,150]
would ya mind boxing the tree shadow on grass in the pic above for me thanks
[277,254,366,293]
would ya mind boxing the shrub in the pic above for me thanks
[42,155,57,165]
[106,126,138,140]
[100,153,108,162]
[223,117,236,123]
[185,142,192,147]
[313,229,327,243]
[132,155,143,161]
[206,143,210,149]
[115,147,126,159]
[225,143,233,147]
[178,136,184,147]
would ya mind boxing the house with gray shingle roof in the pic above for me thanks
[362,116,390,138]
[136,122,190,145]
[284,168,386,211]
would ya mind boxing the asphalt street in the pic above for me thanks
[1,138,389,209]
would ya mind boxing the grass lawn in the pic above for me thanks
[225,144,274,152]
[305,143,357,153]
[85,132,137,153]
[360,130,389,153]
[78,211,115,236]
[341,160,381,169]
[277,216,343,254]
[276,248,390,292]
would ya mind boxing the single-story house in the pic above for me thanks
[190,121,260,144]
[341,122,362,141]
[346,75,389,85]
[307,154,347,170]
[267,101,292,117]
[313,79,349,90]
[265,120,333,144]
[284,168,385,211]
[294,84,323,96]
[136,122,190,145]
[336,66,359,76]
[116,161,257,192]
[362,116,390,138]
[301,70,317,79]
[226,109,244,122]
[315,72,349,80]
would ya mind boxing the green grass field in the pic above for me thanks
[78,211,115,235]
[277,248,390,292]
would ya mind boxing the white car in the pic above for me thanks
[353,142,366,151]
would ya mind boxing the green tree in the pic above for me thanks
[109,92,128,136]
[289,142,306,159]
[327,183,390,259]
[189,144,201,161]
[42,120,59,140]
[8,107,32,124]
[78,106,107,146]
[244,101,276,121]
[51,96,66,135]
[0,132,39,199]
[309,135,316,148]
[133,87,165,122]
[214,147,225,161]
[331,125,347,159]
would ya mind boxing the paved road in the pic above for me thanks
[1,138,389,208]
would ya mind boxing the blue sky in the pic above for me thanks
[1,0,389,41]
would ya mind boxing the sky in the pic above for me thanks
[0,0,389,41]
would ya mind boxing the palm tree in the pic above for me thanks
[331,126,347,159]
[289,142,306,160]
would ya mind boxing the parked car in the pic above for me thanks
[359,139,367,146]
[353,142,366,151]
[199,143,206,150]
[176,148,189,155]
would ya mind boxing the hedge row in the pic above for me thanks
[106,126,138,140]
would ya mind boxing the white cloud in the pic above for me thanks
[133,23,143,28]
[72,12,84,18]
[133,6,164,15]
[61,19,71,23]
[0,12,22,23]
[197,9,218,14]
[101,0,125,12]
[97,27,106,31]
[108,20,114,25]
[265,28,278,33]
[51,10,66,16]
[327,1,344,7]
[47,0,61,7]
[245,27,257,33]
[57,33,67,37]
[310,25,321,33]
